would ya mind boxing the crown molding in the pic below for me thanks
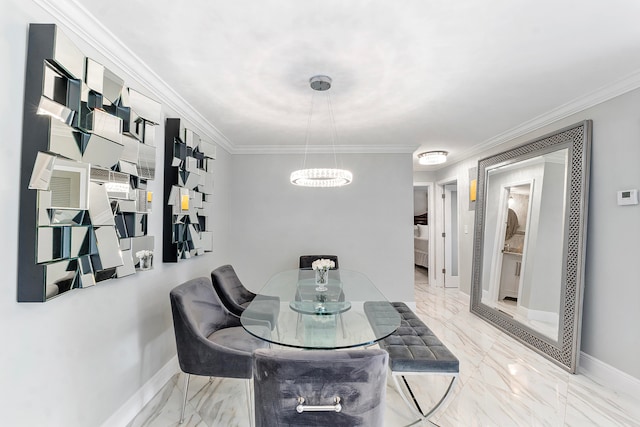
[446,69,640,166]
[33,0,235,153]
[232,144,419,155]
[32,0,640,159]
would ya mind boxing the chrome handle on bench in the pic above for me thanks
[296,397,342,413]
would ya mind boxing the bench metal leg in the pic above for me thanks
[391,372,458,422]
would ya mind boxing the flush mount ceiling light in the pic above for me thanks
[290,75,353,188]
[417,150,448,165]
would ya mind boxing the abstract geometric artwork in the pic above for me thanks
[18,24,161,302]
[163,118,215,262]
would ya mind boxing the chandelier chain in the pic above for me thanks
[290,75,352,187]
[326,91,339,169]
[302,91,316,170]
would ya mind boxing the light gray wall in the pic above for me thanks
[228,153,415,302]
[413,170,436,183]
[449,187,459,276]
[1,2,233,425]
[413,187,428,215]
[437,88,640,380]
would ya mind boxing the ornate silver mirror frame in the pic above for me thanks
[470,120,591,373]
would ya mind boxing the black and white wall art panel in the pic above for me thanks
[18,23,161,302]
[163,118,215,262]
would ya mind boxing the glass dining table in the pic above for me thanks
[241,269,401,349]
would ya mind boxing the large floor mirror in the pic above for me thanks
[470,121,591,373]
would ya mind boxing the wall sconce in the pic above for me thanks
[470,179,477,202]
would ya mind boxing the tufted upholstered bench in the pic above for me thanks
[364,301,459,421]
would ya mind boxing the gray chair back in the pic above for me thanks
[297,255,343,303]
[211,264,280,333]
[170,276,266,378]
[253,348,388,427]
[299,255,339,270]
[211,264,256,317]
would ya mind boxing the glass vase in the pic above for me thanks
[138,255,153,270]
[315,268,329,291]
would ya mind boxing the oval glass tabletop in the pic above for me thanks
[241,269,401,349]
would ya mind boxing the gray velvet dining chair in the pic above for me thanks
[252,348,388,427]
[211,264,281,338]
[169,277,270,424]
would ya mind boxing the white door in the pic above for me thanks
[413,182,436,285]
[443,182,459,288]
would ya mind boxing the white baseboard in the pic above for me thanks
[517,305,559,328]
[579,352,640,397]
[101,356,180,427]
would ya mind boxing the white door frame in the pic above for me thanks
[487,186,510,303]
[444,182,460,288]
[413,182,436,286]
[487,179,535,307]
[435,176,459,288]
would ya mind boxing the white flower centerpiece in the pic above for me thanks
[312,258,335,291]
[136,249,154,270]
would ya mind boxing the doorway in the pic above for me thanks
[413,182,435,285]
[435,178,459,288]
[485,181,533,316]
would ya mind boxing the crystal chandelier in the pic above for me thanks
[290,75,353,188]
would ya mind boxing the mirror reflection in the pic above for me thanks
[471,121,591,373]
[480,149,568,341]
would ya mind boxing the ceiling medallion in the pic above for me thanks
[290,75,353,188]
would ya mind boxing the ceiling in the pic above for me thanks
[73,0,640,170]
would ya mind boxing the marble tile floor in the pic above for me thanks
[128,269,640,427]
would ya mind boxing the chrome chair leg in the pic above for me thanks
[180,373,190,424]
[246,378,254,427]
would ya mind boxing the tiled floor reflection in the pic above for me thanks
[128,267,640,427]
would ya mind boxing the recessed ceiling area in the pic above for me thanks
[74,0,640,170]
